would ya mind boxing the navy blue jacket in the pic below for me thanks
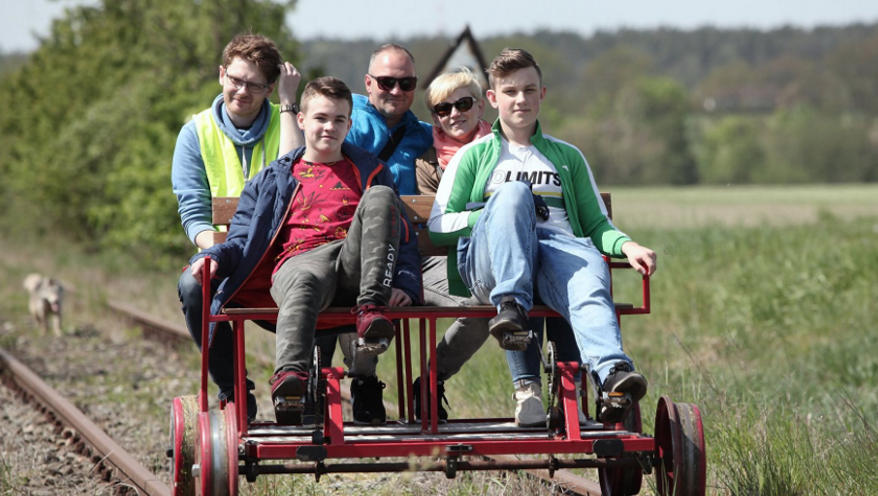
[191,143,422,324]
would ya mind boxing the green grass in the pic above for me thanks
[610,183,878,228]
[378,199,878,494]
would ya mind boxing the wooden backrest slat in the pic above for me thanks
[212,197,240,226]
[210,193,611,253]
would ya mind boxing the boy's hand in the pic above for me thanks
[532,193,550,221]
[621,241,657,276]
[388,288,412,307]
[190,257,218,285]
[277,61,301,106]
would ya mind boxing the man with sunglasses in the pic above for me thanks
[345,43,433,196]
[315,43,431,426]
[172,33,303,423]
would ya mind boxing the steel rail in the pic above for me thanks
[0,348,170,496]
[109,302,603,496]
[107,299,191,341]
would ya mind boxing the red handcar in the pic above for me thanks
[169,195,706,495]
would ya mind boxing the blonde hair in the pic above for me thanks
[425,67,483,109]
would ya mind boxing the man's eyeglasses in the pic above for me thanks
[224,72,272,93]
[369,75,418,92]
[432,96,476,117]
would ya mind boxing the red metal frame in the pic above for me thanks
[196,256,655,476]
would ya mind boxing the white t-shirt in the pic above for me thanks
[484,139,574,236]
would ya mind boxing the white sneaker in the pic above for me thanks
[514,380,546,427]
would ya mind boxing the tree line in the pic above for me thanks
[0,0,875,263]
[304,25,878,185]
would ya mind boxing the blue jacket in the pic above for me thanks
[191,142,423,326]
[346,94,432,195]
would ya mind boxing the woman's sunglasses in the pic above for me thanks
[432,96,476,117]
[369,75,418,92]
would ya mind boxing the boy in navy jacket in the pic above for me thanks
[190,77,421,424]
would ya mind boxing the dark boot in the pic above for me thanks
[598,362,647,423]
[219,380,258,423]
[412,377,448,421]
[350,376,386,425]
[488,297,531,351]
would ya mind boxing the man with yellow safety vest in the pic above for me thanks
[171,33,302,421]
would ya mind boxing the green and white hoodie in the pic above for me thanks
[428,120,631,296]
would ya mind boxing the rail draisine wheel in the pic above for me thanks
[654,397,706,496]
[223,404,239,495]
[194,407,239,496]
[169,395,198,496]
[598,401,643,495]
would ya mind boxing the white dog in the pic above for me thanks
[23,273,64,336]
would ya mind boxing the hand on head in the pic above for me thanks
[277,61,301,106]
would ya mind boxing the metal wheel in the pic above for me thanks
[654,397,706,496]
[169,395,198,496]
[223,404,239,495]
[598,402,643,495]
[194,408,238,496]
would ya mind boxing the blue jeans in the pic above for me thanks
[179,270,232,395]
[505,317,582,385]
[458,181,633,385]
[178,269,254,401]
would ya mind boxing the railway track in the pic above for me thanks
[0,347,170,495]
[108,299,604,496]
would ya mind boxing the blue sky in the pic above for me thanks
[3,0,878,52]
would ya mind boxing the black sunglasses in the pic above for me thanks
[369,75,418,92]
[432,96,476,117]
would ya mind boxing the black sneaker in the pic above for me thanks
[412,377,448,421]
[219,384,258,423]
[488,297,531,351]
[350,376,386,425]
[598,362,648,423]
[246,392,257,423]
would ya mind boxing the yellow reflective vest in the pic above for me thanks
[193,102,281,198]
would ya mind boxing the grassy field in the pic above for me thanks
[377,184,878,494]
[2,184,876,494]
[609,183,878,228]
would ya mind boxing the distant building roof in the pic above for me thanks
[423,25,489,89]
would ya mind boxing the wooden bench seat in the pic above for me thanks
[212,194,611,251]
